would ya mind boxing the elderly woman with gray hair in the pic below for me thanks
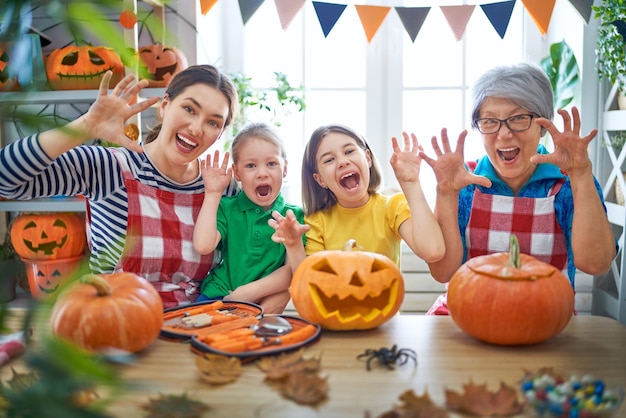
[421,63,616,315]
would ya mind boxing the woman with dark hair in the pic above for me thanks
[0,64,239,308]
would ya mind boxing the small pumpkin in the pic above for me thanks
[137,43,188,88]
[0,43,19,91]
[50,273,164,353]
[10,212,86,260]
[290,240,405,331]
[23,255,84,300]
[45,45,125,90]
[447,235,574,346]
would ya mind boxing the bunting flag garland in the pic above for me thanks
[312,1,347,38]
[199,0,218,16]
[440,5,475,42]
[567,0,593,24]
[521,0,556,35]
[201,1,594,44]
[238,0,265,25]
[395,7,430,43]
[354,5,391,43]
[481,1,516,39]
[274,0,306,30]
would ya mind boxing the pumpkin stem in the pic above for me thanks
[508,235,521,269]
[343,239,363,251]
[80,274,112,297]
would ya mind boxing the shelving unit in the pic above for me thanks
[593,82,626,325]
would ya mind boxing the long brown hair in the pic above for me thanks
[144,64,238,144]
[301,124,382,215]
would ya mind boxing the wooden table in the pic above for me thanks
[6,314,626,417]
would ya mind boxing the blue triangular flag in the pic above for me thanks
[238,0,265,25]
[395,7,430,43]
[312,1,347,38]
[480,0,516,39]
[568,0,593,24]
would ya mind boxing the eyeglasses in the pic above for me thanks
[474,114,537,134]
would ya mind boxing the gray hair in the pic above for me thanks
[471,63,554,136]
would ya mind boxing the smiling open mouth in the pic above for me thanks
[256,185,271,197]
[339,172,360,190]
[176,134,197,151]
[498,147,520,161]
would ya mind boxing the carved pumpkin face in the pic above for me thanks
[23,255,83,300]
[0,43,19,91]
[447,236,574,346]
[45,45,125,90]
[138,43,188,88]
[290,245,405,331]
[10,212,86,260]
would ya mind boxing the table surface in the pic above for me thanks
[5,314,626,417]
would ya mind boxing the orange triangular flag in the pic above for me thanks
[440,5,475,42]
[274,0,306,30]
[199,0,218,16]
[354,5,391,43]
[521,0,556,35]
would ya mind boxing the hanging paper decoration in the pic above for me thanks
[238,0,265,25]
[275,0,306,30]
[441,5,475,42]
[521,0,556,35]
[354,5,391,43]
[395,7,430,43]
[567,0,593,24]
[119,10,137,29]
[312,1,347,38]
[200,0,219,16]
[480,1,516,39]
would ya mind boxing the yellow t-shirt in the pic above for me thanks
[304,192,411,267]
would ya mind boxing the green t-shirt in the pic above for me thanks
[200,191,304,298]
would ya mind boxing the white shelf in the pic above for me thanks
[602,110,626,131]
[0,197,86,212]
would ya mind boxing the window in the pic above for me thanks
[198,1,527,205]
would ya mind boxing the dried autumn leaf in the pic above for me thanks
[141,393,210,418]
[256,348,320,380]
[445,381,525,416]
[270,370,328,406]
[372,389,449,418]
[195,353,242,385]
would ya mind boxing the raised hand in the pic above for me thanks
[200,150,232,195]
[420,128,492,194]
[530,107,597,176]
[82,71,158,152]
[390,132,422,184]
[269,209,309,246]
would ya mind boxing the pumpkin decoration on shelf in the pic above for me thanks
[10,212,86,260]
[290,240,405,331]
[22,255,84,300]
[50,273,164,353]
[447,235,575,346]
[45,45,125,90]
[0,43,19,91]
[137,43,188,88]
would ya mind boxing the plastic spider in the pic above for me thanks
[356,344,417,371]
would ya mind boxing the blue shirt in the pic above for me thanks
[458,145,609,285]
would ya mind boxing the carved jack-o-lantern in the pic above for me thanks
[290,241,405,331]
[137,43,188,88]
[0,43,19,91]
[10,212,86,260]
[45,45,125,90]
[22,255,83,300]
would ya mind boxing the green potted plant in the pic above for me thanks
[592,0,626,109]
[540,40,580,110]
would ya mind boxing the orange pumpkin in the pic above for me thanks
[45,45,125,90]
[10,212,86,260]
[447,235,574,346]
[290,240,404,331]
[50,273,164,353]
[137,43,188,88]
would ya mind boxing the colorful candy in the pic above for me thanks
[521,373,624,418]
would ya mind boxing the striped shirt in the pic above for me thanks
[0,134,239,274]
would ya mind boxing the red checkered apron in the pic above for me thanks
[111,150,215,309]
[427,179,568,315]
